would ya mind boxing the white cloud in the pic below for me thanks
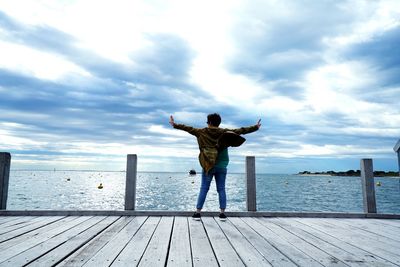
[1,0,399,172]
[0,41,90,80]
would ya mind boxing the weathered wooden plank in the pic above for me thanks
[0,216,36,233]
[0,216,24,225]
[230,217,296,267]
[201,217,244,267]
[110,216,160,266]
[257,218,347,266]
[270,217,380,267]
[340,219,400,242]
[317,218,400,251]
[0,216,92,265]
[58,216,135,267]
[244,217,323,266]
[138,216,174,266]
[166,217,192,267]
[215,218,271,266]
[0,216,105,267]
[369,219,400,228]
[0,216,64,243]
[188,217,218,267]
[0,216,54,235]
[299,218,400,265]
[82,216,148,266]
[290,218,397,267]
[27,216,120,266]
[0,216,77,250]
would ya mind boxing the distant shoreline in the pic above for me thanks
[297,174,332,177]
[298,170,399,177]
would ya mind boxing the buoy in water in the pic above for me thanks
[67,178,70,181]
[98,183,103,189]
[376,181,381,186]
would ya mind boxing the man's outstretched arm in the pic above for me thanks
[169,115,200,136]
[229,119,262,135]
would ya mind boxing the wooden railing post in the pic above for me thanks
[398,151,400,177]
[125,154,137,210]
[394,140,400,177]
[0,152,11,210]
[246,156,257,212]
[360,158,376,213]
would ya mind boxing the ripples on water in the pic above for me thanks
[7,171,400,213]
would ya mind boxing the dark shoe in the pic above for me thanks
[219,213,227,221]
[192,212,201,221]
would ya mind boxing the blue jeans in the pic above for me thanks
[196,167,227,210]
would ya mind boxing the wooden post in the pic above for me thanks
[394,140,400,177]
[360,159,376,213]
[246,156,256,212]
[0,152,11,210]
[125,154,137,210]
[398,151,400,177]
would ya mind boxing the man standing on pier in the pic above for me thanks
[169,113,261,221]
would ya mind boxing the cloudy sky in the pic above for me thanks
[0,0,399,173]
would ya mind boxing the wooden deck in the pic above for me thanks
[0,216,399,266]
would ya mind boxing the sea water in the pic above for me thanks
[6,170,400,213]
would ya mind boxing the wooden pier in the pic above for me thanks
[1,152,400,266]
[0,215,399,266]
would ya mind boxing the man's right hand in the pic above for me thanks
[169,115,175,127]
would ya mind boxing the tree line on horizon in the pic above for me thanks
[298,170,399,177]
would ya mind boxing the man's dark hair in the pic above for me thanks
[207,113,221,127]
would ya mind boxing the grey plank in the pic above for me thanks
[189,217,218,267]
[0,216,105,267]
[0,216,37,233]
[290,218,397,267]
[138,216,174,267]
[0,216,46,235]
[0,216,26,225]
[27,216,120,266]
[230,217,296,267]
[317,218,400,251]
[83,216,148,266]
[340,219,400,242]
[299,218,400,265]
[243,217,324,267]
[166,217,192,267]
[270,217,384,267]
[201,217,244,267]
[369,219,400,228]
[215,217,271,266]
[110,216,160,266]
[0,216,77,250]
[0,216,64,243]
[258,218,348,266]
[0,216,93,266]
[57,216,136,267]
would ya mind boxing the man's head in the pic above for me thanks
[207,113,221,127]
